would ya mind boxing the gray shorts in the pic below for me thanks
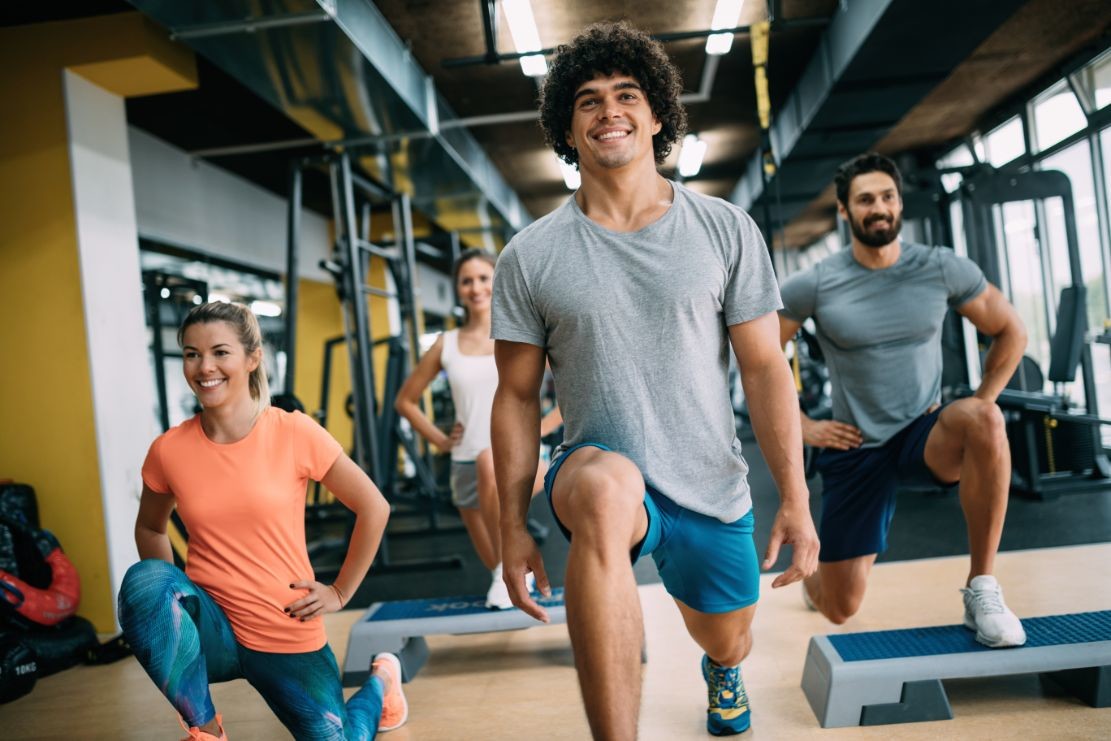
[449,461,479,509]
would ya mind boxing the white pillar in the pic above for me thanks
[64,70,160,629]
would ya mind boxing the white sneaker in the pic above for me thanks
[485,564,512,610]
[961,575,1026,648]
[485,564,536,610]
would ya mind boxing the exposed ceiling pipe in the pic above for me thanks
[169,10,332,41]
[188,49,724,162]
[441,16,828,68]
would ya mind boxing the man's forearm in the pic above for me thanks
[743,359,810,506]
[492,390,542,528]
[976,325,1026,401]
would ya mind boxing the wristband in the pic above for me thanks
[330,583,347,607]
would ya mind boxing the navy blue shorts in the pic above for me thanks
[544,442,760,614]
[816,407,954,563]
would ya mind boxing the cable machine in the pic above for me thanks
[287,152,464,574]
[957,167,1111,498]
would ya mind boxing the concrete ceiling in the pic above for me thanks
[6,1,1110,249]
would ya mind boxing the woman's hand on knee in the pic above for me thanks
[285,580,343,621]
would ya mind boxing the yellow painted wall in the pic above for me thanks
[295,258,394,499]
[296,279,353,454]
[0,15,195,630]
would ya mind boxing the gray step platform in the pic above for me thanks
[342,590,568,686]
[802,610,1111,727]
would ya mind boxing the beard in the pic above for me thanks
[848,211,901,247]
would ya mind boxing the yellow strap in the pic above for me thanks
[1043,416,1057,474]
[751,21,772,130]
[167,520,189,563]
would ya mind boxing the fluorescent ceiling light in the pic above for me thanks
[503,0,548,77]
[706,0,744,56]
[250,300,282,317]
[558,158,581,190]
[209,292,232,304]
[519,54,548,77]
[678,134,708,178]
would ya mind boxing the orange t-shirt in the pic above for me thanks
[141,407,343,653]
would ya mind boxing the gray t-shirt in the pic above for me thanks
[492,181,781,522]
[779,243,987,447]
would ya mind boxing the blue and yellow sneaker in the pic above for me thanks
[701,654,751,735]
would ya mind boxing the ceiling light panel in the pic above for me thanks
[503,0,548,77]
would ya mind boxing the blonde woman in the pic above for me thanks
[119,301,406,740]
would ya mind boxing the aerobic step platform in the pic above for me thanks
[802,610,1111,727]
[342,590,568,686]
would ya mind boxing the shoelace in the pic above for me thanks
[968,586,1005,615]
[707,662,747,709]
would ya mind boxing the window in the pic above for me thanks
[1040,140,1109,333]
[937,143,975,193]
[1032,81,1086,151]
[983,116,1025,167]
[1074,49,1111,111]
[994,201,1052,386]
[938,143,975,168]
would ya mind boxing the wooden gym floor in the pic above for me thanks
[4,543,1110,740]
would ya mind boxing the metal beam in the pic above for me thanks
[319,0,528,231]
[731,0,895,210]
[170,10,331,41]
[440,17,830,68]
[730,0,1027,225]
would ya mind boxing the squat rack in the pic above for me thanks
[285,150,464,574]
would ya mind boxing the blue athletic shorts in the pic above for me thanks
[815,406,954,562]
[544,442,760,614]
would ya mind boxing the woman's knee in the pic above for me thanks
[118,559,185,616]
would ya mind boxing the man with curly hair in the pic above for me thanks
[491,22,818,738]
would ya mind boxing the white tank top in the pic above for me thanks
[440,329,498,462]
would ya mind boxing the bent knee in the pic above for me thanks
[119,559,183,609]
[571,462,643,510]
[962,399,1007,446]
[562,458,644,532]
[823,597,862,625]
[122,558,177,587]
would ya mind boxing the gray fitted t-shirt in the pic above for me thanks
[779,243,987,447]
[492,181,781,522]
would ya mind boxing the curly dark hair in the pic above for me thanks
[834,152,903,206]
[539,21,687,167]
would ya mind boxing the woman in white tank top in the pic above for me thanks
[395,250,562,609]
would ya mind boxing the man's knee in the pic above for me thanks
[965,399,1006,449]
[816,563,869,624]
[949,398,1006,447]
[823,598,862,625]
[562,457,644,539]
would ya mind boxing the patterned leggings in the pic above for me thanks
[118,559,381,740]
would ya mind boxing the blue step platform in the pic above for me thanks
[342,590,568,686]
[802,610,1111,727]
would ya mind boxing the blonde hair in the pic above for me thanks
[178,301,271,412]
